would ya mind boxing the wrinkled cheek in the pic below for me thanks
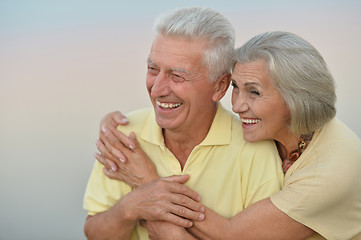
[146,79,154,96]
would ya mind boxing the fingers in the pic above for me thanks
[94,152,107,167]
[128,132,137,150]
[96,139,124,164]
[100,111,121,133]
[106,159,118,172]
[108,127,135,151]
[162,213,194,228]
[168,195,205,221]
[163,174,190,184]
[103,167,121,180]
[151,179,205,218]
[95,153,118,171]
[112,111,129,125]
[163,175,201,203]
[98,131,127,163]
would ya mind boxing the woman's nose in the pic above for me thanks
[232,93,249,114]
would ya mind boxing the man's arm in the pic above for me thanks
[84,196,137,240]
[84,173,205,239]
[95,112,315,239]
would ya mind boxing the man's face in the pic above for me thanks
[146,35,217,132]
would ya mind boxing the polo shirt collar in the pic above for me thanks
[140,103,232,146]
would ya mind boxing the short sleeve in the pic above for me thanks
[271,150,361,240]
[83,161,132,215]
[242,140,284,208]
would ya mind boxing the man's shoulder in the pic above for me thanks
[126,107,153,121]
[117,107,154,134]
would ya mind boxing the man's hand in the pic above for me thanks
[122,175,205,228]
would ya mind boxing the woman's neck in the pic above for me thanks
[275,131,314,161]
[274,133,301,160]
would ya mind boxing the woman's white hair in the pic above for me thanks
[154,7,235,82]
[235,31,336,135]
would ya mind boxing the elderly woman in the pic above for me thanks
[95,31,361,239]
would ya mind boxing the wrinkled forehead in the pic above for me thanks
[148,35,207,70]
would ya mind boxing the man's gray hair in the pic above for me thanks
[154,7,235,82]
[235,31,336,135]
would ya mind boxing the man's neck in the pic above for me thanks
[163,105,218,169]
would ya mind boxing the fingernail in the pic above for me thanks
[199,213,205,221]
[111,166,116,171]
[200,206,205,213]
[120,158,125,163]
[129,144,135,150]
[120,118,129,123]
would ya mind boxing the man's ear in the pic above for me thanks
[212,73,231,102]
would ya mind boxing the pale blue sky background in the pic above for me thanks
[1,0,360,239]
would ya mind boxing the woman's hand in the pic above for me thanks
[95,111,130,171]
[97,132,159,188]
[95,111,159,188]
[140,220,198,240]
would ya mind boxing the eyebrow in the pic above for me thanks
[170,68,188,74]
[147,58,189,75]
[231,78,262,87]
[147,58,156,66]
[244,81,262,87]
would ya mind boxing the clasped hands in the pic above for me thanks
[94,111,205,238]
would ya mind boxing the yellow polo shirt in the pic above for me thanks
[271,118,361,240]
[84,104,283,239]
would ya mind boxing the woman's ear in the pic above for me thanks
[212,73,231,102]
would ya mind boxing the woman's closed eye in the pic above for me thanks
[250,89,260,95]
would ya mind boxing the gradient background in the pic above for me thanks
[1,0,360,239]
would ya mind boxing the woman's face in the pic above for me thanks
[231,60,291,143]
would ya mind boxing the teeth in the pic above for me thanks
[242,118,261,124]
[156,100,182,109]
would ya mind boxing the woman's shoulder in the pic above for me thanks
[294,118,361,184]
[316,118,361,155]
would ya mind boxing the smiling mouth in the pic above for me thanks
[156,100,182,109]
[241,118,261,125]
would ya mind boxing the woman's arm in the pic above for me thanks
[189,198,315,240]
[96,111,315,240]
[141,220,198,240]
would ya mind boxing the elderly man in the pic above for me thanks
[83,7,283,239]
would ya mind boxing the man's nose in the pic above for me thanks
[151,72,171,97]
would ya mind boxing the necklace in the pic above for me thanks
[282,133,313,174]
